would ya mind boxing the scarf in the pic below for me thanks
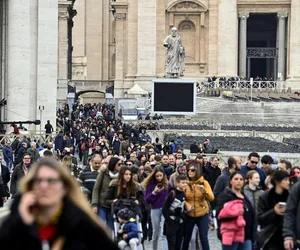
[109,171,119,179]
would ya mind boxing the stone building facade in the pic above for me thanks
[72,0,300,98]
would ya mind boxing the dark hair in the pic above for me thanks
[117,166,136,198]
[154,155,162,162]
[270,169,290,187]
[130,165,140,175]
[280,160,292,170]
[23,153,31,159]
[195,154,203,160]
[186,161,203,180]
[176,174,187,183]
[108,157,121,172]
[261,155,274,164]
[228,157,237,169]
[228,172,244,188]
[43,150,53,158]
[90,154,102,161]
[248,152,260,160]
[142,166,168,188]
[137,152,147,162]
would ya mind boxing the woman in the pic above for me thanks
[244,170,264,213]
[142,166,170,250]
[91,157,122,230]
[104,166,143,208]
[137,152,147,164]
[0,159,118,250]
[216,172,255,250]
[257,170,290,250]
[182,161,214,250]
[61,155,79,178]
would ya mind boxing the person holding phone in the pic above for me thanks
[142,166,170,250]
[0,159,119,250]
[257,170,290,250]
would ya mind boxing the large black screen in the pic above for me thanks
[153,81,195,113]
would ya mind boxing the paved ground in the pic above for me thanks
[144,230,221,250]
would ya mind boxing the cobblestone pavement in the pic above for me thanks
[144,230,221,250]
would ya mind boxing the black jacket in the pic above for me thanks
[189,144,199,153]
[0,196,119,250]
[10,163,29,196]
[283,182,300,242]
[0,165,10,206]
[257,188,289,250]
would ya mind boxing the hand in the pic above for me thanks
[135,200,139,205]
[123,234,128,240]
[187,205,194,212]
[18,192,37,225]
[92,207,98,214]
[274,204,285,215]
[197,185,206,193]
[118,229,123,234]
[284,239,294,250]
[154,185,162,193]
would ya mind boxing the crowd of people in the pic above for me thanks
[0,102,299,250]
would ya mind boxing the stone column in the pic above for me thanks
[239,13,249,79]
[114,13,126,98]
[277,12,287,80]
[288,0,300,86]
[217,0,238,76]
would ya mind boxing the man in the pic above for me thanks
[205,156,221,190]
[44,120,53,138]
[0,158,10,207]
[15,142,28,166]
[261,155,274,175]
[204,139,216,154]
[241,152,266,189]
[169,162,186,187]
[10,153,31,197]
[119,137,129,155]
[278,160,298,187]
[54,131,65,154]
[168,154,176,166]
[77,154,102,202]
[214,156,241,199]
[2,142,13,171]
[160,155,174,179]
[176,148,186,160]
[27,142,40,163]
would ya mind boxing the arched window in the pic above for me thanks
[178,20,196,62]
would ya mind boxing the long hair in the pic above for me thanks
[19,159,109,235]
[186,160,203,180]
[62,155,72,168]
[142,166,168,189]
[108,157,120,172]
[117,166,137,198]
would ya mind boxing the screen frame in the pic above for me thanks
[151,79,197,115]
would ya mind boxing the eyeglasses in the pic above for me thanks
[23,157,31,160]
[33,177,61,185]
[251,161,259,164]
[188,169,196,172]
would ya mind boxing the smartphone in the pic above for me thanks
[157,184,163,189]
[278,202,287,207]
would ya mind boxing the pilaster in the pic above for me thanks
[238,12,249,79]
[277,12,288,81]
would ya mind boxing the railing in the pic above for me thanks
[69,80,114,91]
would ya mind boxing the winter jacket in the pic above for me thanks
[213,168,231,199]
[169,172,179,187]
[243,185,264,213]
[91,168,116,208]
[0,195,119,250]
[185,176,214,218]
[241,165,266,190]
[218,200,246,245]
[118,218,138,241]
[205,163,221,190]
[2,146,13,162]
[257,187,289,250]
[144,181,170,209]
[77,167,99,201]
[283,182,300,243]
[54,133,65,152]
[10,163,30,196]
[189,144,199,153]
[0,165,10,205]
[27,148,40,163]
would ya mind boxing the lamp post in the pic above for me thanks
[38,106,44,136]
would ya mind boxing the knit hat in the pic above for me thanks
[273,169,290,182]
[117,208,133,221]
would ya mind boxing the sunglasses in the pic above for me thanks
[33,177,61,185]
[188,169,196,172]
[251,161,259,164]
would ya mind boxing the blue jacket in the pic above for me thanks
[213,168,231,199]
[2,146,13,161]
[241,164,266,190]
[119,218,138,241]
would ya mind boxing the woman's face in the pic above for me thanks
[139,166,144,175]
[114,160,122,172]
[32,166,65,207]
[188,166,197,179]
[249,173,260,187]
[155,171,164,183]
[279,177,290,190]
[123,170,132,183]
[230,174,244,190]
[141,155,147,161]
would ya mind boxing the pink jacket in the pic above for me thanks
[218,200,246,245]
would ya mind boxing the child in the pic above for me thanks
[117,208,139,250]
[162,174,187,250]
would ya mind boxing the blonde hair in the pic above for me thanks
[19,159,110,236]
[62,155,72,170]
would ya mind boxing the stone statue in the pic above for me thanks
[164,27,185,78]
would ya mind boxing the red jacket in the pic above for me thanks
[218,200,246,245]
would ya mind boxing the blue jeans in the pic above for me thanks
[151,208,168,250]
[182,214,210,250]
[98,206,113,231]
[5,159,13,170]
[222,240,252,250]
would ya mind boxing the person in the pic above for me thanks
[91,157,122,230]
[241,152,266,189]
[27,142,40,163]
[117,208,139,250]
[10,153,32,197]
[205,156,221,191]
[169,162,186,187]
[162,174,187,250]
[2,141,13,171]
[0,159,119,250]
[61,155,79,178]
[0,160,10,207]
[216,172,255,250]
[181,161,214,250]
[44,120,53,138]
[243,170,264,213]
[283,182,300,250]
[142,166,170,250]
[54,131,65,154]
[190,142,199,153]
[278,160,298,187]
[261,155,274,175]
[15,142,28,166]
[257,170,290,250]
